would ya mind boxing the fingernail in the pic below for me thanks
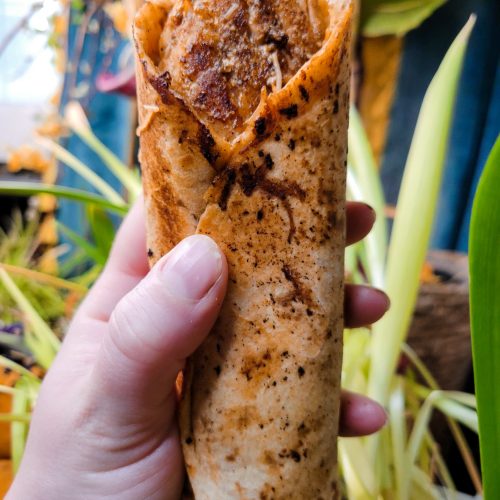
[161,235,223,301]
[362,203,377,222]
[374,288,391,312]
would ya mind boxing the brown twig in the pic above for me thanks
[0,2,43,59]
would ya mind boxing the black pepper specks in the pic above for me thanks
[185,437,193,445]
[333,100,339,115]
[255,117,267,136]
[218,168,237,210]
[298,367,305,377]
[264,154,274,169]
[257,209,264,221]
[265,31,289,50]
[147,249,154,258]
[198,124,219,165]
[299,85,309,102]
[290,450,301,462]
[178,129,188,144]
[288,139,296,151]
[279,104,298,119]
[214,365,221,376]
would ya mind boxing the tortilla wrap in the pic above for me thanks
[134,1,352,498]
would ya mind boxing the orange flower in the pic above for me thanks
[7,146,51,174]
[36,116,67,139]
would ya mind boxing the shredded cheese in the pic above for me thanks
[136,104,160,135]
[223,2,239,20]
[143,104,160,112]
[271,51,283,92]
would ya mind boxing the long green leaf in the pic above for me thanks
[0,356,38,381]
[37,137,125,205]
[389,378,410,499]
[469,135,500,499]
[65,102,141,200]
[361,0,447,37]
[348,108,388,288]
[368,17,475,406]
[0,268,60,369]
[11,377,32,472]
[58,223,107,266]
[86,205,115,261]
[0,182,129,215]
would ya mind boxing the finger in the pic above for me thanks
[346,202,376,247]
[339,391,388,437]
[77,197,150,323]
[344,285,390,328]
[90,235,228,413]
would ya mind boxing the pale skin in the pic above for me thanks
[7,199,390,499]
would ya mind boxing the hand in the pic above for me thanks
[7,199,389,500]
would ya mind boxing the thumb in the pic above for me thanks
[90,234,228,414]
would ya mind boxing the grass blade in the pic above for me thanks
[0,181,129,215]
[469,135,500,499]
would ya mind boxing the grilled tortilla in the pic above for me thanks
[134,1,352,498]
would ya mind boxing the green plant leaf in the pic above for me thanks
[86,205,115,261]
[0,263,87,295]
[361,0,448,37]
[0,181,129,215]
[348,107,388,288]
[364,18,475,486]
[0,269,60,369]
[0,356,38,381]
[389,379,410,498]
[11,377,31,472]
[469,135,500,499]
[368,16,475,407]
[65,102,142,200]
[58,223,107,266]
[37,137,125,205]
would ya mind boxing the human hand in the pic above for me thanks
[7,199,389,500]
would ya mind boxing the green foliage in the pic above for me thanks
[368,14,475,406]
[86,206,115,262]
[0,215,66,325]
[469,136,500,499]
[0,269,60,370]
[0,182,129,216]
[70,0,85,11]
[361,0,448,37]
[342,18,478,497]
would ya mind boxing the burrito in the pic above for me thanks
[134,1,352,498]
